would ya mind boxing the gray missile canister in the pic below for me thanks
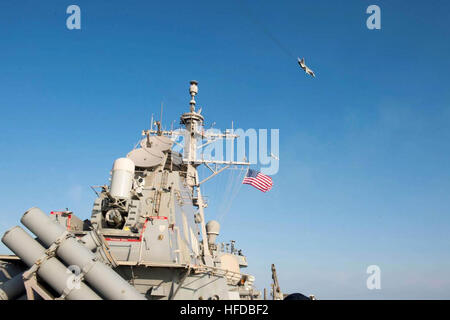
[1,226,101,300]
[21,207,145,300]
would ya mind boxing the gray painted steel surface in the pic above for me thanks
[0,81,280,300]
[0,273,25,300]
[2,226,101,300]
[21,208,145,300]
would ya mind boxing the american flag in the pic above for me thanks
[242,169,273,192]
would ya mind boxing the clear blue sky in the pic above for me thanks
[1,0,450,299]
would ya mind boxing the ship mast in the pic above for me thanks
[180,80,204,187]
[143,81,250,264]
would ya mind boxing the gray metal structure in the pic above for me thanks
[0,81,297,300]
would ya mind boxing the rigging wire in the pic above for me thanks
[216,167,235,220]
[238,0,297,61]
[217,166,247,223]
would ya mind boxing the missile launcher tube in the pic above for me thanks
[21,208,145,300]
[1,226,101,300]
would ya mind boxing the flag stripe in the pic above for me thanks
[257,176,272,186]
[257,174,272,184]
[256,174,273,185]
[243,177,271,186]
[251,179,271,189]
[244,181,270,192]
[243,180,270,190]
[242,169,273,192]
[249,181,269,191]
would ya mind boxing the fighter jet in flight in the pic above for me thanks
[297,57,316,78]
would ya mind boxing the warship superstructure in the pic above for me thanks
[0,81,296,300]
